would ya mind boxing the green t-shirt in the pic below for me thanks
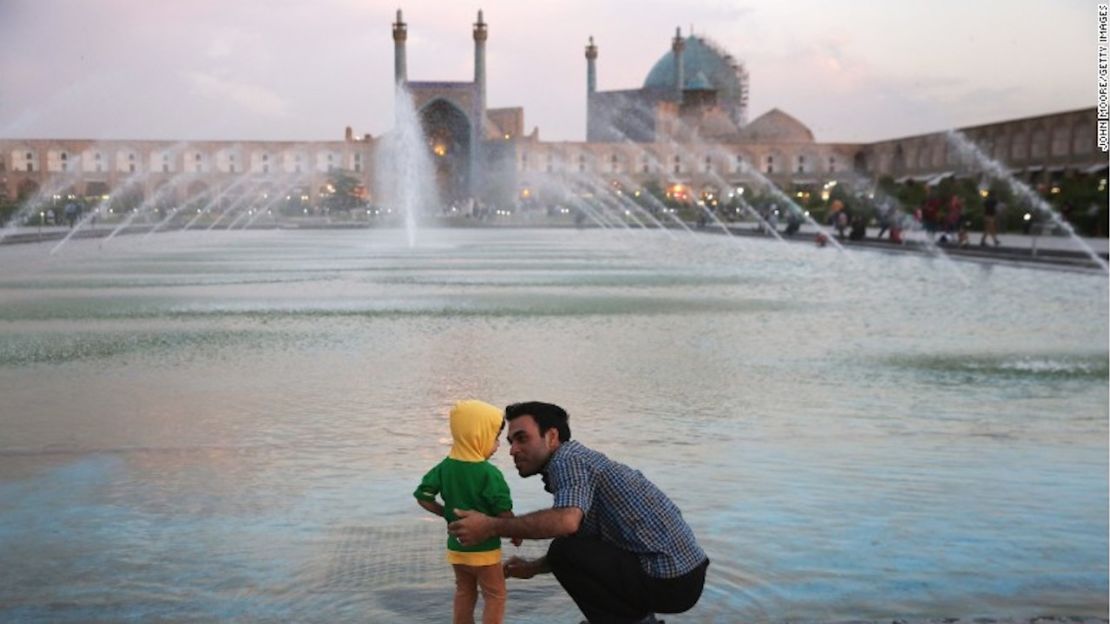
[414,457,512,554]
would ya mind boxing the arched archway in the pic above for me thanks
[420,98,472,203]
[185,180,208,198]
[84,181,111,200]
[149,179,177,218]
[16,179,40,202]
[853,151,868,174]
[892,144,906,175]
[111,187,144,218]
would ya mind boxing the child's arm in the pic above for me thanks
[414,463,443,516]
[418,499,445,517]
[498,510,522,547]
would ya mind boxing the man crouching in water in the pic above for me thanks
[449,402,709,624]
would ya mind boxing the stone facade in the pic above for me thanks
[1,15,1104,209]
[509,107,1103,200]
[0,138,374,204]
[863,108,1102,182]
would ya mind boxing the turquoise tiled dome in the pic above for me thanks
[643,36,744,99]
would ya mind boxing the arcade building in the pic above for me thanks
[1,10,1105,228]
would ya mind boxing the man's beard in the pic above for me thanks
[516,463,540,478]
[515,458,551,486]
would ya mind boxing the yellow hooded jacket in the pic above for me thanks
[414,400,513,566]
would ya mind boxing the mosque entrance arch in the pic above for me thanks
[420,98,472,204]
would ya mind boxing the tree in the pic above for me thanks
[1052,174,1108,236]
[322,169,366,213]
[0,197,18,226]
[638,179,666,215]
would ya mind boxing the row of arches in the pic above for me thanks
[3,147,368,175]
[516,147,864,177]
[1,178,341,209]
[882,118,1096,175]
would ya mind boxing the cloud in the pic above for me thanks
[204,27,273,65]
[692,0,755,22]
[207,38,234,60]
[185,71,290,118]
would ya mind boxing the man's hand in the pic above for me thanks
[502,556,540,579]
[451,507,582,547]
[448,509,495,546]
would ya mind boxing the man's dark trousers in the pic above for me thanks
[546,535,708,624]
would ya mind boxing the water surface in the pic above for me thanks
[0,229,1106,622]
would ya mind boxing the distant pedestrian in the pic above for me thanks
[945,195,963,235]
[831,199,849,240]
[784,211,801,236]
[876,203,893,239]
[922,195,941,240]
[980,192,1000,247]
[766,208,779,234]
[1060,201,1073,225]
[848,213,867,241]
[889,224,903,244]
[64,202,78,228]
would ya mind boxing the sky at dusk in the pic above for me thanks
[0,0,1098,144]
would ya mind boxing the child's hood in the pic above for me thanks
[447,400,503,462]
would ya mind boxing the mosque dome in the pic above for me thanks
[642,35,749,122]
[738,108,814,143]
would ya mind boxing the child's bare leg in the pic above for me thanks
[475,563,507,624]
[452,564,478,624]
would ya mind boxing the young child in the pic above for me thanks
[414,400,514,624]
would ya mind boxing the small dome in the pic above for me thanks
[686,71,713,91]
[739,108,814,143]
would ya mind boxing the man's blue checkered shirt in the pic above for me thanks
[542,440,707,578]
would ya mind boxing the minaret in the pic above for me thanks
[471,10,489,201]
[671,27,685,101]
[392,9,407,89]
[585,36,598,140]
[585,36,598,97]
[473,10,488,118]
